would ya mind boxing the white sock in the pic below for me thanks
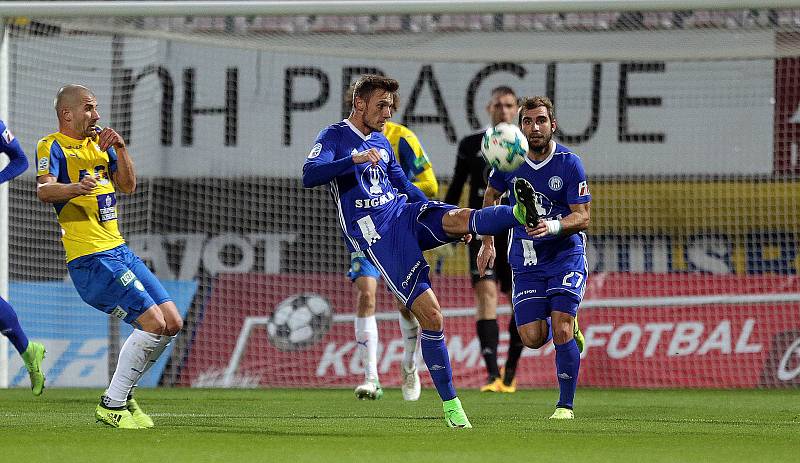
[355,316,379,382]
[398,313,419,370]
[130,335,175,398]
[103,329,162,407]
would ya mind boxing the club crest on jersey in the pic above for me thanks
[2,128,14,144]
[578,181,590,196]
[548,176,563,191]
[307,143,322,159]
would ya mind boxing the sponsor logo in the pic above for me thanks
[401,260,422,288]
[2,128,14,144]
[307,143,322,159]
[548,176,563,191]
[354,191,395,209]
[429,364,445,371]
[37,157,49,172]
[97,193,117,222]
[134,280,145,292]
[578,181,589,196]
[558,372,572,380]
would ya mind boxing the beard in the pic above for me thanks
[528,132,552,155]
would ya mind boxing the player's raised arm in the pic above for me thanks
[100,127,136,195]
[0,121,30,184]
[35,138,97,203]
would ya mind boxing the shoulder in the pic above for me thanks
[36,133,61,152]
[554,143,584,165]
[386,122,417,139]
[318,122,346,140]
[457,130,484,152]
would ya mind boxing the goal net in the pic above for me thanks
[1,1,799,390]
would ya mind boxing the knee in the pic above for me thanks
[415,306,443,331]
[143,319,167,336]
[551,325,572,345]
[519,329,546,349]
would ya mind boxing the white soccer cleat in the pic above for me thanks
[354,380,383,400]
[400,365,421,401]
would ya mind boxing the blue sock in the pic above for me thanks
[420,329,457,401]
[0,296,29,355]
[468,206,519,236]
[554,338,580,409]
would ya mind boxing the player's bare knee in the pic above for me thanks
[415,307,443,331]
[552,326,573,345]
[165,317,183,336]
[357,292,376,317]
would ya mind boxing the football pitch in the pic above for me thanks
[1,388,798,462]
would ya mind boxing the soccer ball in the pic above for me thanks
[481,122,529,172]
[266,293,333,351]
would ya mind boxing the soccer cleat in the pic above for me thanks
[549,407,575,420]
[498,367,517,393]
[443,397,472,428]
[127,398,154,428]
[573,315,585,353]
[354,380,384,400]
[400,365,421,401]
[22,341,46,396]
[513,178,540,228]
[95,404,141,429]
[479,377,503,392]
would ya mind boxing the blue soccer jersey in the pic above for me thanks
[0,119,29,184]
[488,142,591,274]
[302,119,426,253]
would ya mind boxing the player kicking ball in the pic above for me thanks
[479,96,591,419]
[36,85,183,429]
[303,75,539,428]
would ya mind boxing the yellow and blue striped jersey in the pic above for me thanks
[383,122,438,198]
[36,132,124,262]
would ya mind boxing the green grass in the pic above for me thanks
[1,388,799,462]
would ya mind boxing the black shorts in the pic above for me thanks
[469,230,512,294]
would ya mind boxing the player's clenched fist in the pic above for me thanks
[352,147,381,165]
[73,174,97,195]
[95,127,125,152]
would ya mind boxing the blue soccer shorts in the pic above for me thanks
[511,252,587,326]
[347,251,382,281]
[364,200,459,308]
[67,244,171,326]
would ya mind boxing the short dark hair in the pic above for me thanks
[490,86,516,100]
[518,95,555,125]
[352,74,399,106]
[345,82,400,111]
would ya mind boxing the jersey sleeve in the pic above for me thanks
[566,154,591,204]
[0,120,29,184]
[487,168,508,193]
[302,127,352,188]
[36,137,65,179]
[106,146,118,173]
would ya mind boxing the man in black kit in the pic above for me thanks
[444,86,524,392]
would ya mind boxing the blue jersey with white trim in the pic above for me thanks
[303,120,423,253]
[488,142,591,273]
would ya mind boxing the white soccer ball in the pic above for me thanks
[481,122,529,172]
[266,293,333,351]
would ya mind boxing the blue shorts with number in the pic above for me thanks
[363,200,459,308]
[67,244,171,326]
[512,252,587,326]
[347,251,382,281]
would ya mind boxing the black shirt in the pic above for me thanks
[444,131,493,210]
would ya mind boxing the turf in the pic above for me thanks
[1,388,798,462]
